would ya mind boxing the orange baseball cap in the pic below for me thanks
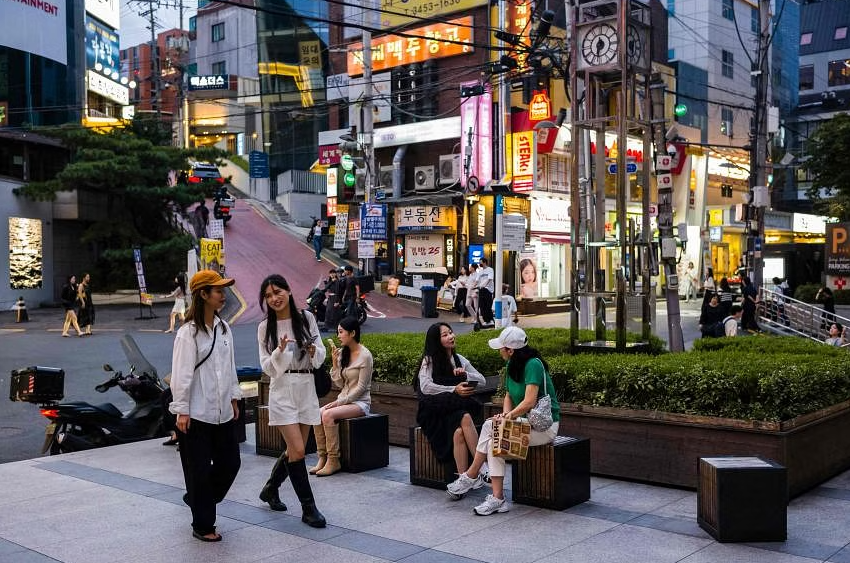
[189,270,235,293]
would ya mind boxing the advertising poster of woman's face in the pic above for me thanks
[519,258,538,299]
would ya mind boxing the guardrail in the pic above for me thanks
[758,287,850,343]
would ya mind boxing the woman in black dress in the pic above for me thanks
[414,323,485,498]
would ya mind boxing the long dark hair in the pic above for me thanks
[719,277,731,292]
[506,346,549,384]
[259,274,309,355]
[414,322,460,391]
[338,316,361,369]
[175,273,186,295]
[186,286,227,336]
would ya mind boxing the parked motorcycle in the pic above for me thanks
[10,335,168,455]
[213,186,234,224]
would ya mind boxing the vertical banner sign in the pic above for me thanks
[459,82,493,189]
[133,248,153,307]
[826,223,850,275]
[511,131,535,192]
[360,203,388,240]
[334,208,349,249]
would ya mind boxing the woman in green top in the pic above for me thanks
[446,326,559,515]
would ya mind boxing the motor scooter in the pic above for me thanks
[213,186,234,224]
[10,335,168,455]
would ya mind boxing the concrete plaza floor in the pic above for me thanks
[2,426,850,563]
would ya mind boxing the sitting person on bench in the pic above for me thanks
[414,322,487,499]
[447,326,559,516]
[311,316,373,477]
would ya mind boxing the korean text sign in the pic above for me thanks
[394,206,456,231]
[405,234,444,270]
[347,17,474,75]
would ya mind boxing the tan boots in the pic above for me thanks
[308,425,327,474]
[316,423,341,476]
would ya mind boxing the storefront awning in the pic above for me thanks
[539,234,570,244]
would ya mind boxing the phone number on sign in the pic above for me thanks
[385,0,463,13]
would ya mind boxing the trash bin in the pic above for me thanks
[421,286,439,318]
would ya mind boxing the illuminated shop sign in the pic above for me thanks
[188,74,231,91]
[347,16,474,76]
[85,17,120,76]
[87,70,128,105]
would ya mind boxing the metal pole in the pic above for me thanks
[495,194,504,328]
[751,0,771,289]
[568,0,580,347]
[361,3,376,276]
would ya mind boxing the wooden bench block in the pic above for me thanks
[698,456,787,542]
[409,426,457,489]
[512,436,591,510]
[254,406,316,457]
[339,414,389,472]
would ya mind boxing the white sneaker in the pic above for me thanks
[446,472,483,496]
[446,490,465,501]
[473,494,509,515]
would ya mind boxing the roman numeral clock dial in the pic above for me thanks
[581,23,618,67]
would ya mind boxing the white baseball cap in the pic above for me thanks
[488,326,528,350]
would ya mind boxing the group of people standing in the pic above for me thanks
[60,273,94,337]
[450,258,495,326]
[316,265,360,330]
[167,270,373,542]
[698,268,761,337]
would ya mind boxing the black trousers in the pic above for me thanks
[478,288,494,323]
[177,418,241,535]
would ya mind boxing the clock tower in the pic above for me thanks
[567,0,667,352]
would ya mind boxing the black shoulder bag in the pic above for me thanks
[195,324,218,371]
[303,310,332,398]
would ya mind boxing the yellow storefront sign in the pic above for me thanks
[379,0,486,29]
[200,238,225,270]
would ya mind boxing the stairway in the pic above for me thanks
[268,202,290,223]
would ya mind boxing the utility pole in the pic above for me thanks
[750,0,771,289]
[360,1,376,275]
[148,0,161,119]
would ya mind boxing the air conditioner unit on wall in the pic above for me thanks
[438,154,461,185]
[413,165,436,192]
[379,165,394,188]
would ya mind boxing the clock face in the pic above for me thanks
[581,23,619,66]
[627,25,644,66]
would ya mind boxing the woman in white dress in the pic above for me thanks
[256,274,327,528]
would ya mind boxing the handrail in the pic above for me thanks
[758,287,850,343]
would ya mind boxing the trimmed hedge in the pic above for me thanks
[358,330,850,422]
[794,283,850,305]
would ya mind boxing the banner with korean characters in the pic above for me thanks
[394,205,456,231]
[404,234,444,271]
[333,206,349,249]
[360,204,388,240]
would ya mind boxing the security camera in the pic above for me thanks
[578,177,588,185]
[666,143,678,157]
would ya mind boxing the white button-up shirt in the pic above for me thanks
[477,266,495,293]
[169,316,242,424]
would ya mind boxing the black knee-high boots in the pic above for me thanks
[259,453,288,511]
[286,458,326,528]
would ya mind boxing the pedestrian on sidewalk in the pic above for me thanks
[163,274,187,333]
[313,316,372,477]
[169,270,242,542]
[76,273,94,336]
[60,275,83,337]
[257,274,327,528]
[741,276,761,333]
[477,258,495,325]
[683,262,697,303]
[465,263,479,326]
[452,266,471,323]
[309,218,323,262]
[816,286,836,332]
[446,326,559,515]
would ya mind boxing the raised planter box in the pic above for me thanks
[324,376,500,447]
[555,400,850,498]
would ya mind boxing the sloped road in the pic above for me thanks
[221,202,421,326]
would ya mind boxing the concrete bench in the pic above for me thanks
[511,436,591,510]
[409,426,457,489]
[697,456,787,542]
[339,413,389,472]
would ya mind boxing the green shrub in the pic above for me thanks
[836,290,850,305]
[794,283,821,303]
[361,329,850,422]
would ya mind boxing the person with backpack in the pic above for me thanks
[699,293,725,337]
[722,305,743,337]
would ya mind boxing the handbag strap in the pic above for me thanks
[194,323,217,371]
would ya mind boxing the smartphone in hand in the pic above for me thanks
[465,380,479,388]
